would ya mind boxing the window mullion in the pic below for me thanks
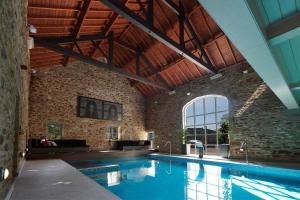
[215,96,218,146]
[203,98,207,150]
[193,102,196,143]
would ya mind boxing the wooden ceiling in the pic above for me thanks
[28,0,244,96]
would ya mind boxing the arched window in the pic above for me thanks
[183,95,229,149]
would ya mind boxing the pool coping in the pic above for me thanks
[149,153,300,181]
[10,159,121,200]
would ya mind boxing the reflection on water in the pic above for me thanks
[186,163,232,200]
[107,171,121,186]
[83,159,300,200]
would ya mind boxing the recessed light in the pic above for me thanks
[154,101,158,104]
[186,92,191,96]
[243,70,248,74]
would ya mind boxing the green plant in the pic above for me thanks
[179,129,188,144]
[218,120,229,144]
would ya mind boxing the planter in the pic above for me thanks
[218,144,229,158]
[181,143,191,155]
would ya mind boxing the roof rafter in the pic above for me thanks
[34,37,170,91]
[100,0,217,74]
[63,0,93,66]
[88,0,130,58]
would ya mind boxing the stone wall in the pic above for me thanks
[0,0,29,198]
[146,63,300,161]
[29,62,147,150]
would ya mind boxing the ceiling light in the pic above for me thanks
[186,92,191,96]
[243,70,248,74]
[154,100,158,104]
[210,73,222,80]
[31,69,37,74]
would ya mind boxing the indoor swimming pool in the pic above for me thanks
[77,155,300,200]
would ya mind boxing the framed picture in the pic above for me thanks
[103,101,122,121]
[77,96,122,121]
[47,122,63,139]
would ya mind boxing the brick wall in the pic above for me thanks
[146,63,300,161]
[29,62,147,150]
[0,0,29,198]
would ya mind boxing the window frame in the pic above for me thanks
[182,95,229,146]
[106,126,120,141]
[47,122,64,140]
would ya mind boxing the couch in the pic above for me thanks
[27,139,90,154]
[115,140,151,150]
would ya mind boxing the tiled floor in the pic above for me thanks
[10,159,120,200]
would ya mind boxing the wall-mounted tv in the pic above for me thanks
[77,96,122,121]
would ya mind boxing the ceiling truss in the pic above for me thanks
[100,0,217,74]
[33,34,171,91]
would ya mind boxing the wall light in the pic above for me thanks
[28,24,37,34]
[242,70,249,74]
[210,73,222,80]
[98,56,108,63]
[28,37,34,50]
[0,167,9,182]
[20,151,26,158]
[168,90,176,95]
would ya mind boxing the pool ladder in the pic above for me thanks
[164,141,172,156]
[164,141,172,174]
[240,141,249,163]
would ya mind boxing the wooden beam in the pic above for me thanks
[141,54,172,89]
[132,34,227,87]
[28,16,78,21]
[28,6,80,12]
[88,0,129,58]
[114,39,135,53]
[63,0,93,66]
[100,0,217,74]
[267,11,300,45]
[34,38,170,91]
[33,34,106,44]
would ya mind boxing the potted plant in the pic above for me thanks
[180,129,191,154]
[218,120,230,158]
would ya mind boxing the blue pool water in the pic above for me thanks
[78,156,300,200]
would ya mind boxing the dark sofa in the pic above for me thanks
[115,140,151,150]
[28,139,90,154]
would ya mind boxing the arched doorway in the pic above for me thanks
[182,95,229,155]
